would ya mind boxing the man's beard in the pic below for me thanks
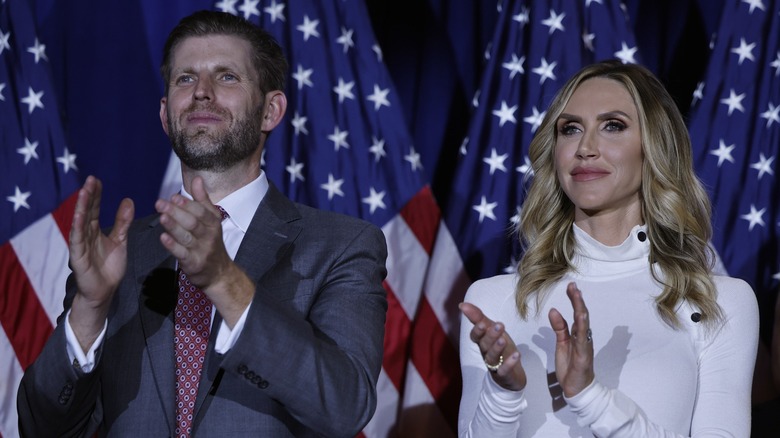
[169,104,264,172]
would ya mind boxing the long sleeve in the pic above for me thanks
[565,276,759,437]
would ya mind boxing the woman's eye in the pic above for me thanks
[559,123,580,136]
[604,120,626,132]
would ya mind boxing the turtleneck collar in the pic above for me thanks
[570,223,650,280]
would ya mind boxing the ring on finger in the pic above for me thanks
[586,328,592,343]
[485,355,503,372]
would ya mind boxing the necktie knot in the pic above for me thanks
[215,205,229,221]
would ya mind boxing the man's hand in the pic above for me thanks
[68,176,134,353]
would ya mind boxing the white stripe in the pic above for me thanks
[10,213,70,325]
[424,223,471,344]
[381,215,430,319]
[363,369,399,438]
[0,328,22,438]
[399,362,454,437]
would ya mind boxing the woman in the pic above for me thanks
[458,60,759,437]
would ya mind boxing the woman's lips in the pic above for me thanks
[571,166,610,182]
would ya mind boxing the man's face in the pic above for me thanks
[160,35,264,171]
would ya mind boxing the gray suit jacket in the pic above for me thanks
[18,183,388,437]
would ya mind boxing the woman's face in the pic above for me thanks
[554,77,643,222]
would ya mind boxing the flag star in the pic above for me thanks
[21,87,44,114]
[709,139,736,167]
[366,84,391,111]
[327,126,350,151]
[760,102,780,128]
[320,174,345,200]
[372,44,383,61]
[541,9,566,35]
[484,42,492,61]
[333,78,355,103]
[291,111,308,135]
[285,157,305,182]
[586,0,604,6]
[692,81,704,105]
[730,38,756,65]
[516,155,534,176]
[27,38,48,64]
[17,138,39,164]
[369,136,386,162]
[362,187,387,214]
[238,0,261,20]
[215,0,239,14]
[502,54,525,79]
[750,153,774,179]
[512,7,530,27]
[492,101,518,127]
[740,204,766,231]
[296,15,320,41]
[404,147,423,171]
[0,82,5,101]
[57,147,78,173]
[582,32,595,52]
[509,206,522,225]
[336,27,355,53]
[720,89,746,115]
[6,186,31,212]
[263,0,286,23]
[0,29,9,55]
[503,256,520,274]
[472,196,498,223]
[532,58,557,84]
[774,271,780,281]
[260,148,266,167]
[614,42,638,64]
[460,137,469,156]
[292,64,314,90]
[483,148,509,175]
[472,89,481,108]
[742,0,766,13]
[523,106,546,132]
[771,51,780,76]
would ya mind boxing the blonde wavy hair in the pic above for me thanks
[516,60,721,328]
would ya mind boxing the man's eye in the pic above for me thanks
[175,75,194,84]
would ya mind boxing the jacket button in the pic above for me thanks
[258,380,269,389]
[237,364,248,375]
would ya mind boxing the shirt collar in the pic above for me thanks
[179,171,268,234]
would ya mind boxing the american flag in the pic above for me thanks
[0,1,80,437]
[441,0,641,296]
[688,0,780,335]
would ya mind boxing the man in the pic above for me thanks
[18,10,388,437]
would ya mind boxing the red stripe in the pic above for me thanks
[51,191,78,245]
[0,242,54,370]
[399,186,440,255]
[409,297,462,432]
[381,280,411,390]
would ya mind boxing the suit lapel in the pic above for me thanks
[135,216,178,434]
[191,183,303,428]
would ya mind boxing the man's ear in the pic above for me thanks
[160,97,170,136]
[261,91,287,132]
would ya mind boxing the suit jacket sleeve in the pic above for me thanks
[218,209,388,437]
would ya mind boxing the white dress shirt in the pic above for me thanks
[65,172,269,372]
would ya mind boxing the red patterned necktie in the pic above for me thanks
[174,206,229,437]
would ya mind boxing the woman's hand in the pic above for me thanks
[548,282,595,398]
[460,302,527,391]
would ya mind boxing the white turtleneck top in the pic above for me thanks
[458,224,759,437]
